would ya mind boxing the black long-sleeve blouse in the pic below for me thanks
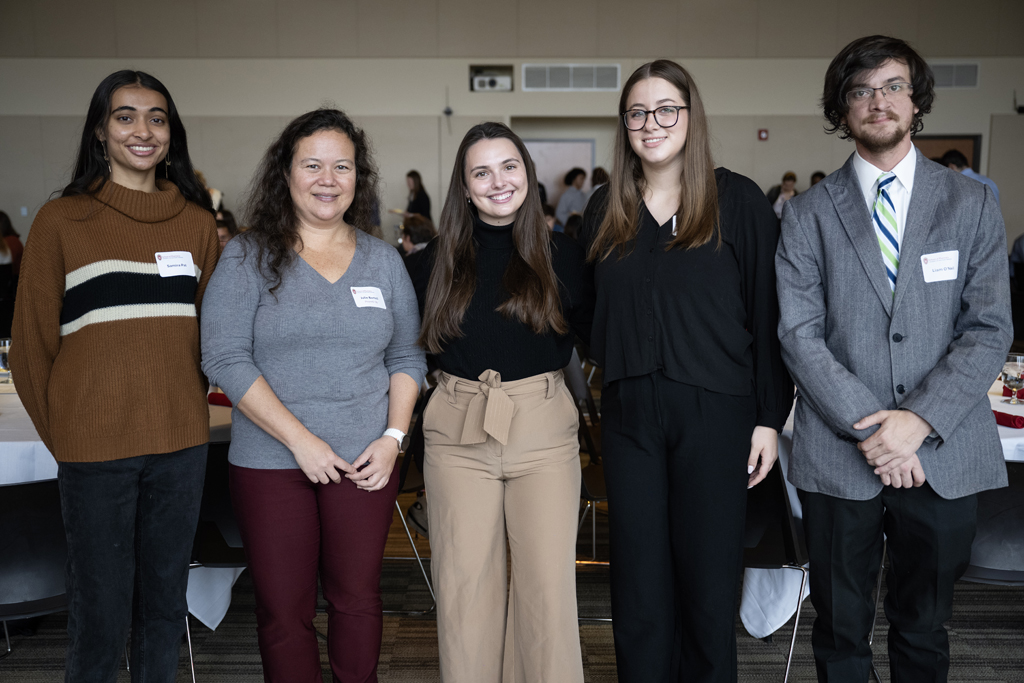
[410,215,594,382]
[580,168,793,431]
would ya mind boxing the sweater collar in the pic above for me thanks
[472,214,515,250]
[93,179,188,223]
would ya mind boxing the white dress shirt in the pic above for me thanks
[852,145,917,250]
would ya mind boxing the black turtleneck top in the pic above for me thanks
[409,216,594,382]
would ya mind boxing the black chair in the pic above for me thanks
[743,465,809,683]
[381,387,436,616]
[0,480,68,659]
[564,348,601,465]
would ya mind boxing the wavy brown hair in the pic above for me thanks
[821,35,934,140]
[419,122,566,354]
[588,59,719,261]
[243,108,380,293]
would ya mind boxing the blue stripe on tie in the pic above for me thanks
[873,211,900,252]
[881,187,895,213]
[885,265,898,285]
[878,175,896,190]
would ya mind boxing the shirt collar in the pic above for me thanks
[853,144,917,199]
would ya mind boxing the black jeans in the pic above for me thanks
[57,444,207,683]
[800,485,977,683]
[601,372,756,683]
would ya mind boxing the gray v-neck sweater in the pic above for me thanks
[201,231,427,468]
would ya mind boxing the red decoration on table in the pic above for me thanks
[1002,386,1024,399]
[993,410,1024,429]
[208,392,232,407]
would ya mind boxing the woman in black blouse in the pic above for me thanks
[581,60,793,683]
[411,122,592,683]
[404,169,432,222]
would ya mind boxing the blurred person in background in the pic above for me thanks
[810,170,827,186]
[555,166,588,226]
[766,171,799,219]
[941,149,1000,206]
[405,169,432,222]
[588,166,609,201]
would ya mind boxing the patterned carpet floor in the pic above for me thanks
[3,494,1023,682]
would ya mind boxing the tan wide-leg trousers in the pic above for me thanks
[423,369,584,683]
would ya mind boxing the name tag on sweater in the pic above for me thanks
[920,250,958,283]
[155,251,196,277]
[351,286,386,309]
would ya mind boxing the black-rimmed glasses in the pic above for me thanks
[845,82,912,107]
[622,106,688,131]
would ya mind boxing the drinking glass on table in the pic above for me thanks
[0,338,10,384]
[1001,354,1024,405]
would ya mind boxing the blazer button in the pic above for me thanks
[892,333,903,342]
[896,384,905,394]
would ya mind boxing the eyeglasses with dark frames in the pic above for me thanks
[845,82,912,107]
[621,105,689,131]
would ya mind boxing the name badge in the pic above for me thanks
[351,286,386,309]
[920,250,959,283]
[155,251,196,278]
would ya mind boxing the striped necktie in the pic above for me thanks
[872,172,899,293]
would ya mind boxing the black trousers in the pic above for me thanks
[800,485,977,683]
[58,444,208,683]
[602,372,756,683]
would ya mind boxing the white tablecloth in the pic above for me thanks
[0,393,240,629]
[739,382,1024,638]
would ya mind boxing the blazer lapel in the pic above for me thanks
[827,155,894,315]
[892,149,942,313]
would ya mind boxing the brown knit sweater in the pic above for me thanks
[11,179,220,463]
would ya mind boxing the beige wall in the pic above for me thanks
[2,0,1021,59]
[989,114,1024,245]
[2,0,1023,239]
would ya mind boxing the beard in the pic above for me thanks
[850,111,912,155]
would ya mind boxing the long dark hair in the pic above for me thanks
[588,59,719,261]
[0,211,17,238]
[419,122,567,354]
[822,35,935,140]
[244,108,381,294]
[407,170,425,201]
[61,70,210,210]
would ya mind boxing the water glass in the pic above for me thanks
[1001,354,1024,405]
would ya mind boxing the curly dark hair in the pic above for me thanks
[821,35,934,140]
[243,108,380,293]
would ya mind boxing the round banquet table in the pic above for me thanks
[739,380,1024,638]
[0,391,240,629]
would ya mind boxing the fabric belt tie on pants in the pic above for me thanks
[443,369,559,446]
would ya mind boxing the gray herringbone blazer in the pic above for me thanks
[776,149,1011,501]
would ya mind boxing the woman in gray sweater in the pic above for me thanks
[201,109,426,683]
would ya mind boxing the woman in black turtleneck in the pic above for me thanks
[409,122,592,683]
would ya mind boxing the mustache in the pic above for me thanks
[861,111,902,124]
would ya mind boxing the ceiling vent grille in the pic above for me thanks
[521,64,620,92]
[931,63,979,88]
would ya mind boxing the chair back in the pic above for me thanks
[564,349,602,463]
[0,480,68,619]
[743,465,807,569]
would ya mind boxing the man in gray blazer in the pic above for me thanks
[776,35,1011,682]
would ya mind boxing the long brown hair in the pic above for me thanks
[588,59,719,261]
[419,122,566,354]
[244,108,380,294]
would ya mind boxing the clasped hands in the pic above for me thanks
[852,410,932,488]
[290,432,399,492]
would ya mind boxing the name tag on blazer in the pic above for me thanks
[351,286,386,309]
[920,250,959,283]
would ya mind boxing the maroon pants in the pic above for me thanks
[229,463,399,683]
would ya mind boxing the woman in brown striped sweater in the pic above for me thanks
[11,70,218,683]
